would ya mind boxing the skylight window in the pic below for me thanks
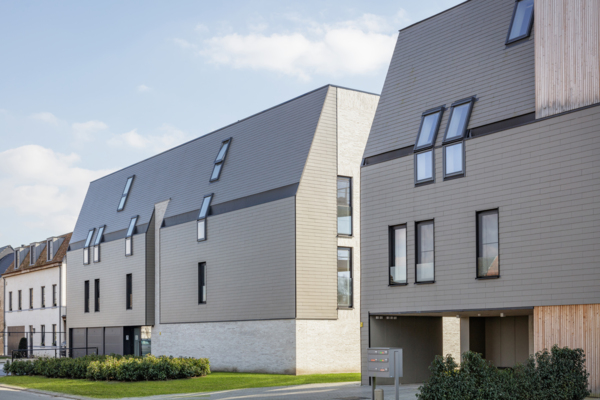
[197,194,213,241]
[210,138,231,182]
[506,0,534,44]
[125,216,138,256]
[117,176,135,212]
[83,228,95,265]
[93,225,105,263]
[414,106,444,152]
[443,97,475,143]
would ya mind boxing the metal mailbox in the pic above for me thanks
[366,347,403,400]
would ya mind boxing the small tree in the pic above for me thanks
[15,337,28,359]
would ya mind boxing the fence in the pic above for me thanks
[11,347,98,362]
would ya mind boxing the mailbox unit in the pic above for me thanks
[367,347,403,400]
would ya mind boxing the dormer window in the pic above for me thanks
[414,106,444,152]
[15,250,20,269]
[117,175,135,212]
[83,229,95,265]
[442,97,475,144]
[197,194,213,241]
[125,216,138,256]
[506,0,534,45]
[46,239,53,261]
[210,138,231,182]
[30,245,35,265]
[93,226,105,263]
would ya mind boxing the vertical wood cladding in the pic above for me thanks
[535,0,600,118]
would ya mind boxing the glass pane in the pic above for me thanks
[85,230,94,248]
[199,195,212,219]
[94,226,104,246]
[417,221,434,282]
[509,0,534,40]
[93,246,99,262]
[417,262,434,282]
[123,177,133,195]
[337,248,352,307]
[197,220,206,241]
[390,226,406,284]
[337,177,352,235]
[125,237,132,255]
[83,248,89,264]
[416,112,441,148]
[127,217,137,237]
[215,141,229,163]
[445,143,463,175]
[478,211,499,277]
[416,151,433,181]
[445,103,470,141]
[482,212,499,244]
[211,163,222,181]
[118,196,126,210]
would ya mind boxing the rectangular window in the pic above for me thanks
[197,194,213,241]
[15,250,20,269]
[337,177,352,236]
[477,210,499,278]
[443,142,464,179]
[30,245,35,265]
[126,274,132,309]
[41,325,45,346]
[83,228,95,265]
[443,97,475,143]
[117,175,135,211]
[52,324,57,346]
[47,239,53,261]
[93,225,105,263]
[389,225,407,285]
[415,150,434,184]
[41,286,45,308]
[414,106,444,152]
[210,138,231,182]
[416,221,435,283]
[337,248,353,308]
[52,284,57,307]
[9,292,12,311]
[125,216,138,256]
[198,263,207,304]
[94,279,100,312]
[29,288,33,309]
[506,0,534,44]
[84,281,89,313]
[18,290,22,310]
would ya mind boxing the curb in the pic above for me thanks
[0,383,92,399]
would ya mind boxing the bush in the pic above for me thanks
[418,346,590,400]
[13,337,28,359]
[5,354,210,381]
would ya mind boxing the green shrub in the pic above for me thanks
[417,346,590,400]
[13,337,28,359]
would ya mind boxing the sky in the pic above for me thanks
[0,0,464,247]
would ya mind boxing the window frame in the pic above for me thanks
[414,106,445,152]
[30,245,35,265]
[83,228,95,265]
[337,247,353,309]
[389,224,408,286]
[476,209,500,279]
[93,225,105,263]
[41,286,45,308]
[443,141,466,180]
[415,220,435,284]
[337,176,353,237]
[414,149,435,186]
[18,290,22,310]
[94,279,100,312]
[125,216,138,256]
[46,239,53,261]
[29,288,33,309]
[15,250,19,269]
[84,281,90,313]
[198,262,207,304]
[442,97,476,144]
[52,324,57,346]
[197,194,213,242]
[41,325,45,347]
[126,273,133,310]
[9,291,12,311]
[117,175,135,212]
[210,138,232,182]
[505,0,534,45]
[52,284,57,307]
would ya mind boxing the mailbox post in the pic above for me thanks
[367,347,403,400]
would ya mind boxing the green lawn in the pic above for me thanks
[0,372,360,398]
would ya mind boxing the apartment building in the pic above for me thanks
[67,85,379,373]
[360,0,600,394]
[0,245,14,355]
[3,235,69,356]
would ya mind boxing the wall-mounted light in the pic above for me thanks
[500,313,505,318]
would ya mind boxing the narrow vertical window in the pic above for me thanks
[18,290,22,310]
[83,228,95,265]
[47,239,53,261]
[197,194,213,241]
[52,284,57,307]
[125,216,138,256]
[389,225,407,285]
[52,324,57,346]
[41,325,45,346]
[41,286,45,308]
[9,292,12,311]
[443,142,464,179]
[414,106,444,152]
[198,263,207,304]
[337,177,352,236]
[477,210,500,278]
[337,248,353,308]
[94,279,100,312]
[506,0,534,44]
[84,281,90,313]
[117,175,135,211]
[416,221,435,283]
[210,138,231,182]
[15,250,19,269]
[443,97,475,143]
[93,225,105,263]
[415,150,434,184]
[30,245,35,265]
[126,274,133,309]
[29,288,33,309]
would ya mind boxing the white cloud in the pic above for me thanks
[0,145,113,239]
[30,112,60,125]
[137,84,151,92]
[72,120,108,141]
[108,124,192,153]
[174,38,197,50]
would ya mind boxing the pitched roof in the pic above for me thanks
[0,252,14,275]
[71,85,332,244]
[3,233,71,276]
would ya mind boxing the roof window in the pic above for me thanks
[210,138,231,182]
[197,194,213,241]
[506,0,534,44]
[414,106,444,152]
[117,175,135,211]
[443,97,476,143]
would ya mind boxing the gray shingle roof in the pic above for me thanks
[72,86,330,244]
[0,252,14,275]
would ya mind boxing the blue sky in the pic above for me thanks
[0,0,463,246]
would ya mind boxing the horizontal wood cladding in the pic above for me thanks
[534,304,600,396]
[535,0,600,118]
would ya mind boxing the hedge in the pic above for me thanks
[3,355,210,381]
[418,345,590,400]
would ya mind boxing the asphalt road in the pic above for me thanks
[0,385,72,400]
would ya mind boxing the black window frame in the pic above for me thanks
[18,290,22,310]
[84,281,90,313]
[30,244,35,265]
[52,284,57,307]
[414,106,445,152]
[125,216,138,256]
[94,279,100,312]
[198,262,207,304]
[415,220,435,284]
[505,0,534,45]
[15,250,19,269]
[197,194,213,242]
[414,149,435,185]
[443,141,466,180]
[117,175,135,212]
[126,273,133,310]
[41,286,45,308]
[337,176,353,236]
[210,138,232,182]
[9,291,12,311]
[29,288,33,309]
[337,247,353,309]
[476,209,500,279]
[83,228,95,265]
[442,97,476,144]
[46,239,53,261]
[389,224,408,286]
[41,325,45,347]
[93,225,105,263]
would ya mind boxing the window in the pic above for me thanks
[41,325,46,346]
[389,225,407,285]
[52,284,57,307]
[18,290,22,310]
[443,97,475,143]
[477,210,499,278]
[93,225,105,263]
[414,106,444,152]
[415,150,434,184]
[197,194,213,241]
[337,177,352,236]
[84,281,90,313]
[15,250,19,269]
[117,175,135,211]
[52,324,57,346]
[126,274,132,309]
[443,142,465,179]
[83,228,95,265]
[30,245,35,265]
[337,248,353,308]
[41,286,45,308]
[416,221,435,283]
[94,279,100,312]
[125,216,138,256]
[46,239,53,261]
[210,138,231,182]
[506,0,534,44]
[9,292,12,311]
[29,288,33,309]
[198,263,207,304]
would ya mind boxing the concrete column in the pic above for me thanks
[460,317,470,360]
